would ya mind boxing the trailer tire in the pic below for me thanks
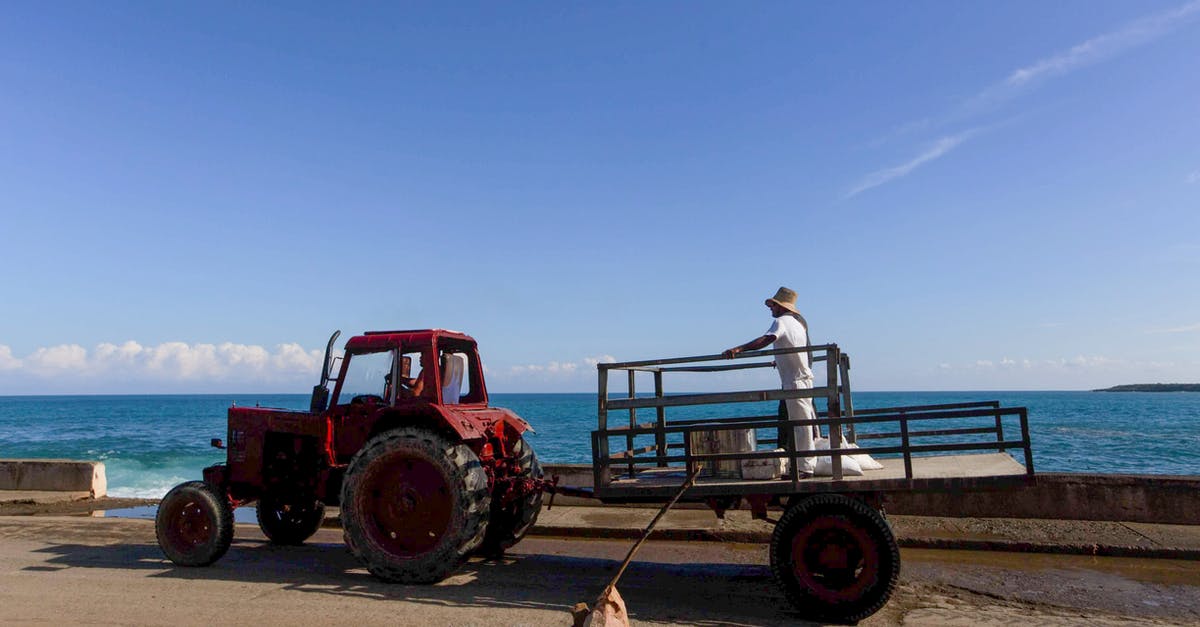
[341,427,490,584]
[156,480,234,567]
[770,493,899,624]
[478,436,544,556]
[256,493,326,545]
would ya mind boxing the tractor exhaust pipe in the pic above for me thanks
[310,330,341,413]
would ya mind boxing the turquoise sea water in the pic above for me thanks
[1,391,1197,498]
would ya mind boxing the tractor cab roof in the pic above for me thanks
[344,329,476,352]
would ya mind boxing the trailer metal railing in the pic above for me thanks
[592,345,1034,497]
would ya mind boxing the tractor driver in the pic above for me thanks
[387,355,426,400]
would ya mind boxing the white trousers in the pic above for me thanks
[783,376,816,473]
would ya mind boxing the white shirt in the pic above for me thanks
[766,314,811,381]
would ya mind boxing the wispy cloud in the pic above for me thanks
[845,130,977,198]
[968,1,1200,113]
[948,355,1126,371]
[854,1,1200,192]
[1147,322,1200,333]
[1010,2,1199,87]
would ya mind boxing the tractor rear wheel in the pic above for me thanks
[256,493,326,545]
[770,493,899,624]
[156,480,234,567]
[478,436,544,556]
[340,427,490,583]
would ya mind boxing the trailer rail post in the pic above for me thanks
[655,370,667,467]
[596,364,610,489]
[1020,407,1034,475]
[827,345,843,480]
[992,400,1005,452]
[627,370,637,479]
[839,353,856,444]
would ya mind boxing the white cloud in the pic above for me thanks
[0,345,22,371]
[273,343,322,371]
[1187,170,1200,184]
[0,340,325,387]
[845,131,978,198]
[584,355,617,367]
[26,344,89,373]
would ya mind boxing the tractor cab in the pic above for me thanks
[310,329,488,412]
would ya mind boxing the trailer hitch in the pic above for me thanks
[542,475,597,510]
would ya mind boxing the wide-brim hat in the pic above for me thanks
[765,286,801,315]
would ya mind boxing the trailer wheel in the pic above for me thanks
[156,480,234,567]
[770,493,899,624]
[478,436,544,556]
[256,493,326,545]
[340,427,490,583]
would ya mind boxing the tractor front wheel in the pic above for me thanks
[156,480,234,567]
[340,427,490,583]
[770,493,900,624]
[256,493,326,545]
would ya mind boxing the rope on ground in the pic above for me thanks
[572,465,704,627]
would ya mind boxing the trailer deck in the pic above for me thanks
[600,452,1029,501]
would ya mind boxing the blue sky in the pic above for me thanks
[1,1,1197,394]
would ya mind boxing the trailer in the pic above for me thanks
[584,343,1034,622]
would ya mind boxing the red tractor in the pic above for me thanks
[156,329,546,583]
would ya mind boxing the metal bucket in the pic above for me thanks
[688,428,756,478]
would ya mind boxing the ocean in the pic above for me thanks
[1,391,1197,498]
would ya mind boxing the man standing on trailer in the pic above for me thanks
[722,286,816,475]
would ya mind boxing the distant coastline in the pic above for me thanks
[1093,383,1200,392]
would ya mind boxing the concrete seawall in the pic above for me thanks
[543,464,1200,525]
[884,472,1200,525]
[0,460,106,497]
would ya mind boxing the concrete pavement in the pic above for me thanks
[0,490,94,505]
[532,506,1200,560]
[6,489,1200,561]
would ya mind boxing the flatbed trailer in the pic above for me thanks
[577,343,1035,622]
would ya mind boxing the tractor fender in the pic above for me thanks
[492,407,535,435]
[434,405,533,442]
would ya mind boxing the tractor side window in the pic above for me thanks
[440,350,483,404]
[339,350,394,403]
[439,352,467,404]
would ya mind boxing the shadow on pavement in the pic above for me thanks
[28,538,809,627]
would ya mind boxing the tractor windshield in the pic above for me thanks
[337,349,395,404]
